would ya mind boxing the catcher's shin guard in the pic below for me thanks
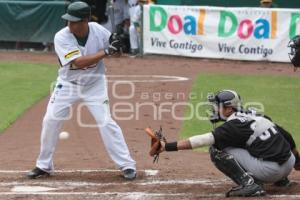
[209,146,265,197]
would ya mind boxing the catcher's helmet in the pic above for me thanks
[207,90,242,123]
[62,1,91,22]
[288,35,300,69]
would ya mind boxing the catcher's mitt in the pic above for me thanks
[145,126,166,163]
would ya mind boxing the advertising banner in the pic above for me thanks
[143,5,300,62]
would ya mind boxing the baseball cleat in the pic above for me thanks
[226,182,266,197]
[122,168,136,180]
[27,167,50,179]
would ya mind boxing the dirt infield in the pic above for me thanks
[0,51,300,200]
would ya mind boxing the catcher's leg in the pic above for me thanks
[209,146,265,197]
[225,147,295,183]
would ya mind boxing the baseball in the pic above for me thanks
[59,131,69,140]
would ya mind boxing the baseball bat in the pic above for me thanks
[145,127,156,139]
[108,0,116,33]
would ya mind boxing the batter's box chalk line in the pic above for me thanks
[0,179,228,187]
[1,170,300,198]
[0,191,300,199]
[0,169,159,176]
[106,75,189,83]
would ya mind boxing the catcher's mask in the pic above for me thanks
[288,35,300,70]
[207,90,242,123]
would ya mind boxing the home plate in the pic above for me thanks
[11,186,57,192]
[144,170,159,176]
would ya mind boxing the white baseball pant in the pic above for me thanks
[36,75,136,172]
[129,24,139,50]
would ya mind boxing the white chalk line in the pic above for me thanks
[0,169,159,176]
[1,170,300,198]
[0,178,300,198]
[106,75,189,83]
[0,179,228,187]
[1,191,300,198]
[11,186,56,192]
[0,192,190,197]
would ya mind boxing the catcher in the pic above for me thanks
[146,90,300,197]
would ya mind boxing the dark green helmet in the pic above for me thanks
[62,1,91,22]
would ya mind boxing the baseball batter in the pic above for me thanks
[149,90,300,197]
[27,1,136,180]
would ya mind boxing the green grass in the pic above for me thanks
[180,73,300,149]
[0,61,57,133]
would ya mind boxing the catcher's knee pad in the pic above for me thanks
[209,146,252,186]
[209,146,235,170]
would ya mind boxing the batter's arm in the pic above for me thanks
[71,50,107,69]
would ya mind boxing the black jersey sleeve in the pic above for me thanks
[212,123,233,150]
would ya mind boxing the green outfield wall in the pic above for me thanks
[0,1,66,43]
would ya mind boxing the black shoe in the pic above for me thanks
[129,49,139,58]
[27,167,50,179]
[226,182,266,197]
[123,168,136,180]
[274,177,291,187]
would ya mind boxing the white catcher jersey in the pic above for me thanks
[54,22,110,86]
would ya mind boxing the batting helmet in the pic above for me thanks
[288,35,300,69]
[62,1,91,22]
[207,90,242,123]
